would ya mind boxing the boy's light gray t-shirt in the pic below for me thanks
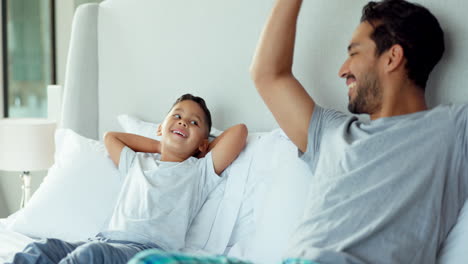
[101,147,221,251]
[286,104,468,264]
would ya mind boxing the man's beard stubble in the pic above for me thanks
[347,72,382,115]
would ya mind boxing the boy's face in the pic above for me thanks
[158,100,209,158]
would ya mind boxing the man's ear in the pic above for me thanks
[157,124,163,136]
[385,44,405,72]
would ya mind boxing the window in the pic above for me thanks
[1,0,103,118]
[2,0,55,118]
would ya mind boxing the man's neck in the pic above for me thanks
[370,82,427,120]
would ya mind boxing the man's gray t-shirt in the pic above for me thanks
[286,104,468,264]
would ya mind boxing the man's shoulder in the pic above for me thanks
[431,102,468,111]
[314,105,349,117]
[429,103,468,122]
[312,105,355,127]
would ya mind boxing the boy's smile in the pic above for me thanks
[171,128,188,138]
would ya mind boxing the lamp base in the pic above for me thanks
[20,171,31,209]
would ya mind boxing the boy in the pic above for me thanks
[10,94,247,264]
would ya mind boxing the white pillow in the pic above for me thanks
[227,129,313,264]
[116,114,256,254]
[8,129,122,241]
[117,114,161,140]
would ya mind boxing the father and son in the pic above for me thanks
[10,0,468,263]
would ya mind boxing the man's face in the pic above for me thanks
[159,100,209,157]
[338,22,383,115]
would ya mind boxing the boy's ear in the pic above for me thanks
[157,124,163,136]
[197,139,209,158]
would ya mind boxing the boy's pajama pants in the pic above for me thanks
[8,236,159,264]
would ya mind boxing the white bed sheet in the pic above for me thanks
[0,217,35,263]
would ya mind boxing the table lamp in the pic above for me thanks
[0,118,56,208]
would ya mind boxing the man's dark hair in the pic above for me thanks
[361,0,444,89]
[172,93,212,137]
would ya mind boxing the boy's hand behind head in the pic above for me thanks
[209,124,248,175]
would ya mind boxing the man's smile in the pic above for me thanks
[348,80,357,98]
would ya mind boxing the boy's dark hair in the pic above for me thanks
[361,0,444,90]
[172,94,212,137]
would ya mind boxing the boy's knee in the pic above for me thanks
[24,239,59,253]
[23,241,42,253]
[59,242,106,264]
[79,241,107,252]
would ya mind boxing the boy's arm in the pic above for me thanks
[104,132,161,167]
[250,0,314,153]
[208,124,248,176]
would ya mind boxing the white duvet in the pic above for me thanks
[0,217,34,263]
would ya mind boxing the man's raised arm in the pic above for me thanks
[250,0,314,153]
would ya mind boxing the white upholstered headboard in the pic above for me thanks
[61,0,468,140]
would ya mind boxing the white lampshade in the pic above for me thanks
[0,118,56,171]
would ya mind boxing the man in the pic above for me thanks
[251,0,467,263]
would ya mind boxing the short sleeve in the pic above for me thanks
[451,104,468,196]
[194,152,222,198]
[118,146,137,176]
[301,105,350,169]
[452,104,468,158]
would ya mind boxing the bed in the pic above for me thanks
[1,0,467,263]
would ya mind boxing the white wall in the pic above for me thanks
[0,1,76,218]
[0,2,3,119]
[56,1,75,86]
